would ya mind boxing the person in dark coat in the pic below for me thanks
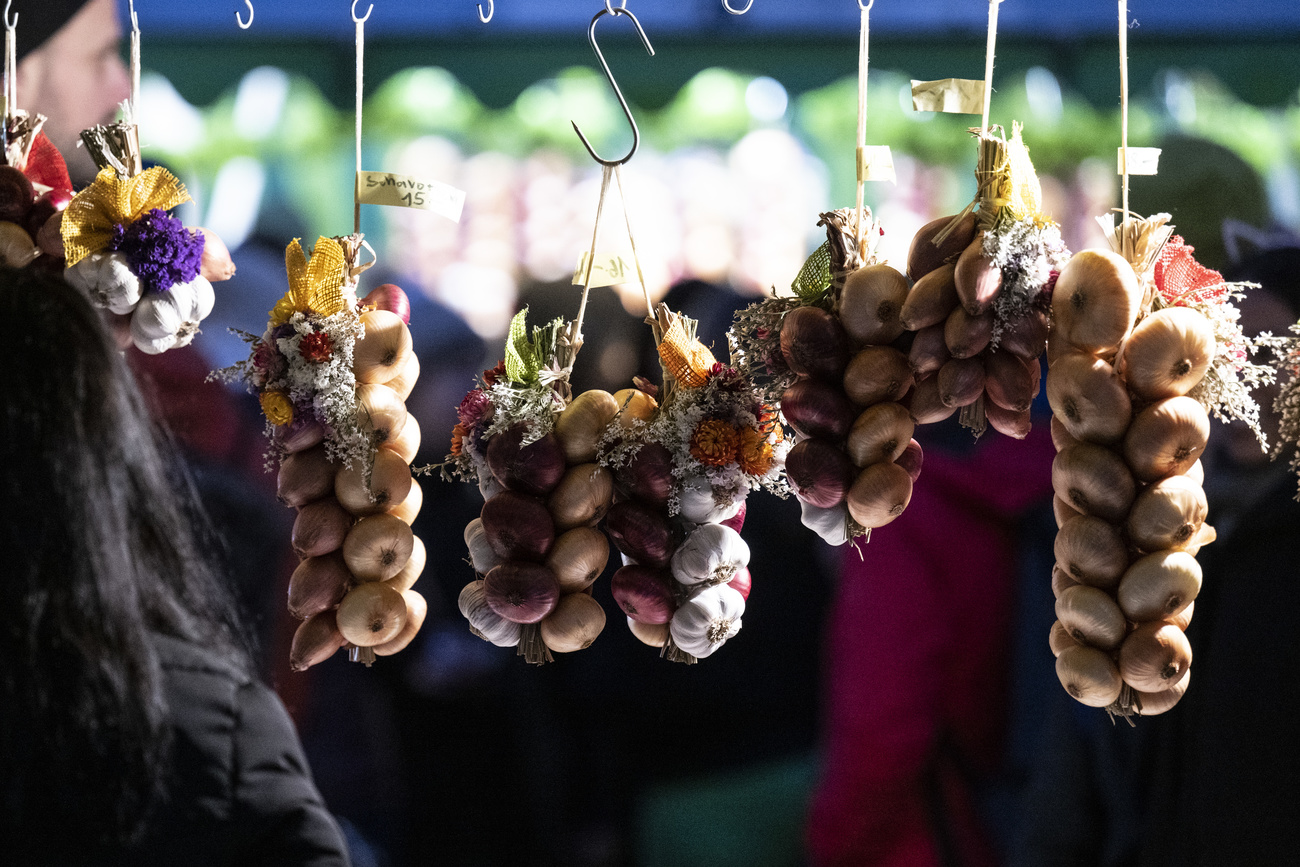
[0,267,350,866]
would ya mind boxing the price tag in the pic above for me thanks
[356,171,466,222]
[857,146,896,183]
[910,78,985,114]
[1118,147,1161,176]
[572,250,635,289]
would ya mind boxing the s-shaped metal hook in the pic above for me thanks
[3,0,14,30]
[723,0,753,14]
[236,0,254,29]
[571,5,654,167]
[477,0,493,23]
[352,0,373,24]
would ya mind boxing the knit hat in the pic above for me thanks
[12,0,95,62]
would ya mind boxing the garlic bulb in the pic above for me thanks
[677,474,743,524]
[669,583,745,659]
[800,499,851,546]
[66,252,143,315]
[130,281,205,355]
[457,579,521,647]
[671,523,750,586]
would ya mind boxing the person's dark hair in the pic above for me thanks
[0,267,251,857]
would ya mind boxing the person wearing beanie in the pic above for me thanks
[14,0,131,183]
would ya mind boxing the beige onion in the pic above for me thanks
[1049,619,1080,657]
[1134,668,1190,716]
[1052,441,1136,524]
[1119,306,1215,401]
[555,389,621,464]
[1055,644,1124,707]
[545,526,610,593]
[336,582,408,647]
[387,535,426,592]
[343,513,415,582]
[1051,249,1142,355]
[335,448,413,517]
[1055,584,1127,651]
[540,592,607,653]
[1046,353,1132,445]
[846,402,914,468]
[1054,514,1129,591]
[354,309,414,385]
[373,590,428,656]
[356,383,409,447]
[1116,550,1202,623]
[1118,621,1192,693]
[1123,396,1210,482]
[546,464,614,531]
[1126,474,1208,551]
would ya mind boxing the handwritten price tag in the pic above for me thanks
[356,171,466,222]
[572,251,635,289]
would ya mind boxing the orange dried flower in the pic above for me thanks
[738,427,774,476]
[450,422,468,456]
[690,419,740,467]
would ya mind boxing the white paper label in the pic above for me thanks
[1118,147,1161,176]
[857,146,897,183]
[356,171,466,222]
[910,78,985,114]
[572,250,636,289]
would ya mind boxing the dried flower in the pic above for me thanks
[482,360,507,388]
[690,419,741,467]
[738,427,774,476]
[450,422,468,456]
[298,330,334,363]
[457,389,494,428]
[260,390,294,426]
[108,208,204,295]
[633,376,660,399]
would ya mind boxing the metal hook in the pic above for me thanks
[236,0,254,28]
[571,5,654,167]
[3,0,14,30]
[723,0,753,14]
[858,0,874,10]
[352,0,373,24]
[477,0,493,23]
[603,0,628,13]
[128,0,139,33]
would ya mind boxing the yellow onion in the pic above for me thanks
[545,526,610,593]
[907,213,977,281]
[277,443,336,507]
[985,401,1032,439]
[846,402,914,468]
[1049,619,1079,657]
[335,448,413,517]
[612,388,658,430]
[842,346,913,408]
[555,389,621,464]
[547,463,614,531]
[290,610,347,672]
[840,263,909,345]
[1120,306,1215,401]
[353,309,414,385]
[1056,644,1124,707]
[1050,416,1079,453]
[627,615,670,648]
[373,589,428,656]
[343,512,415,582]
[1182,523,1217,557]
[908,323,951,381]
[846,461,913,529]
[1055,584,1127,650]
[943,305,994,359]
[383,413,421,464]
[1123,396,1210,482]
[1134,669,1190,716]
[388,477,423,525]
[937,356,986,408]
[356,382,409,447]
[292,497,354,559]
[288,552,353,621]
[906,375,956,425]
[1052,441,1136,524]
[1116,550,1202,623]
[1169,599,1195,631]
[1051,249,1142,355]
[1046,353,1132,445]
[384,351,421,402]
[1054,514,1128,590]
[900,262,959,331]
[540,592,607,653]
[1118,621,1192,693]
[387,535,426,592]
[1127,474,1208,551]
[1053,494,1082,529]
[337,581,408,647]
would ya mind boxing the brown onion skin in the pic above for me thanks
[290,611,347,672]
[287,552,353,621]
[0,166,33,224]
[998,307,1051,360]
[782,378,856,441]
[907,212,977,281]
[954,234,1003,316]
[944,306,995,359]
[605,500,675,568]
[842,346,914,407]
[486,424,566,496]
[895,439,924,484]
[480,490,555,563]
[611,565,677,624]
[780,306,850,381]
[985,401,1032,439]
[900,263,959,331]
[483,562,561,624]
[906,375,956,425]
[984,350,1038,413]
[292,497,355,559]
[277,443,336,507]
[786,438,857,509]
[618,442,675,509]
[908,323,950,381]
[937,357,986,408]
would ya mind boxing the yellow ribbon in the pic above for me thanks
[1004,124,1043,222]
[269,237,349,326]
[657,317,717,389]
[60,166,191,267]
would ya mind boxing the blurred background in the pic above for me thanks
[119,1,1300,866]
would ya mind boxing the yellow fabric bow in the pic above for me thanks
[60,166,191,267]
[658,317,717,389]
[269,237,349,326]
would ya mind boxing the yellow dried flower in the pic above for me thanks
[690,419,740,467]
[738,427,774,476]
[260,390,294,426]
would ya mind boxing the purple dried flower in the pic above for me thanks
[108,208,204,294]
[457,389,493,427]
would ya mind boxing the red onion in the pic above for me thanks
[480,490,555,562]
[605,500,674,568]
[720,499,747,534]
[618,442,675,508]
[483,562,561,624]
[611,565,677,624]
[486,423,566,496]
[362,283,412,325]
[781,378,855,441]
[780,306,850,381]
[36,212,64,258]
[26,188,71,241]
[785,438,855,509]
[895,438,924,484]
[728,566,752,601]
[0,166,32,224]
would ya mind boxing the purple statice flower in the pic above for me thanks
[109,208,204,294]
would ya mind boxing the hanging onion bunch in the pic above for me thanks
[730,208,922,546]
[0,113,75,272]
[215,237,426,669]
[61,122,235,355]
[902,123,1069,440]
[1045,215,1271,718]
[442,309,615,664]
